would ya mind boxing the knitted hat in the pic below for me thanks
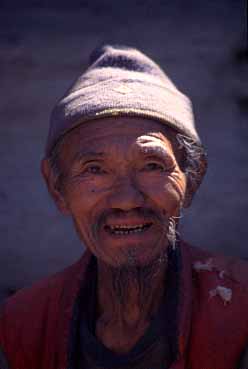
[46,44,201,156]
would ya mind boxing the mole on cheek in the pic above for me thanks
[91,189,95,193]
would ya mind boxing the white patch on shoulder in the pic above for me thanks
[193,258,214,272]
[219,270,226,279]
[209,285,232,306]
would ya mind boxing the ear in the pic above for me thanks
[41,158,70,215]
[182,155,208,209]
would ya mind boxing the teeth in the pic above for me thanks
[107,223,151,235]
[109,224,147,230]
[113,228,144,235]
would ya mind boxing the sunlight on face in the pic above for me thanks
[56,117,187,267]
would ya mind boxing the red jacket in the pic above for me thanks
[1,241,248,369]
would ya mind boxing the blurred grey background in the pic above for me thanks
[0,0,247,302]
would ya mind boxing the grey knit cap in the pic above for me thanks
[46,44,201,156]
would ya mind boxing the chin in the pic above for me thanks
[82,229,169,268]
[100,244,168,269]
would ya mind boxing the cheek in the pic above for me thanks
[168,171,187,199]
[62,183,102,219]
[162,182,183,213]
[64,187,102,246]
[139,176,185,214]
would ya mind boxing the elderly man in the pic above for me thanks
[1,45,248,369]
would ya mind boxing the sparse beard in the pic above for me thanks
[103,249,168,306]
[100,215,178,306]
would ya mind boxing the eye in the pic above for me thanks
[143,162,165,171]
[85,164,105,174]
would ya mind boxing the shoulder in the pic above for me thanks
[187,243,248,288]
[181,241,248,325]
[0,255,84,319]
[0,252,91,367]
[0,251,91,342]
[183,242,248,367]
[186,242,248,310]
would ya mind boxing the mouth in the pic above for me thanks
[104,222,153,236]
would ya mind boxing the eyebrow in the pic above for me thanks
[137,145,172,159]
[72,151,106,164]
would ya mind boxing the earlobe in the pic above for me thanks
[40,158,70,215]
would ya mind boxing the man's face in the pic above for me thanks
[49,117,187,267]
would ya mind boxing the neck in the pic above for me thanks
[95,252,168,353]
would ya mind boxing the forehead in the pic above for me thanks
[63,117,175,146]
[58,116,178,161]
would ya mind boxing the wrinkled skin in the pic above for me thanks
[42,117,187,353]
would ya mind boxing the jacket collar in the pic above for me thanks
[171,240,193,368]
[57,241,193,369]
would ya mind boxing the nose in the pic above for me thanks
[107,177,145,211]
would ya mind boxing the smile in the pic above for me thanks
[104,223,153,235]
